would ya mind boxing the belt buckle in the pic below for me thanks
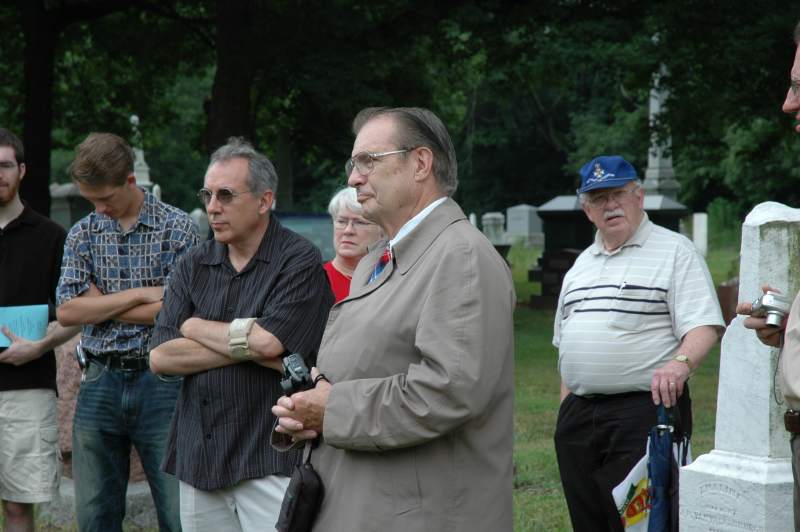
[118,357,141,371]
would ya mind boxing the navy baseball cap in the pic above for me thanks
[578,155,639,193]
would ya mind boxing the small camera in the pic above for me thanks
[751,290,791,327]
[280,352,313,395]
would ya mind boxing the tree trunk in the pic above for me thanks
[19,1,58,217]
[204,0,256,153]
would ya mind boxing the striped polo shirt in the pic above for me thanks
[553,213,724,396]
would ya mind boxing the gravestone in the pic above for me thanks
[50,183,93,231]
[481,212,511,260]
[506,204,544,247]
[692,212,708,257]
[680,201,796,531]
[643,63,680,201]
[190,207,210,239]
[481,212,507,244]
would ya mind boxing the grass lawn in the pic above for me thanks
[509,243,732,531]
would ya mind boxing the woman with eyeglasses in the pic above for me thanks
[324,187,383,302]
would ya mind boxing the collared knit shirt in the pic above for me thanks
[56,190,199,356]
[149,215,333,490]
[0,204,66,392]
[553,213,724,396]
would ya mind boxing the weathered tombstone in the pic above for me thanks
[50,183,93,231]
[481,212,511,260]
[680,201,796,531]
[190,207,209,239]
[506,204,544,247]
[692,212,708,257]
[643,62,680,201]
[481,212,506,244]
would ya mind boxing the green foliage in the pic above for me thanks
[0,5,24,134]
[146,68,214,212]
[5,0,800,219]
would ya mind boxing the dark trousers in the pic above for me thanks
[554,390,692,532]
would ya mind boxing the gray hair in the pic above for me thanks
[578,179,643,205]
[208,136,278,195]
[352,107,458,196]
[327,187,363,218]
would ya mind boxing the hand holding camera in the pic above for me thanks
[273,355,330,442]
[736,286,791,348]
[750,290,791,327]
[280,352,314,395]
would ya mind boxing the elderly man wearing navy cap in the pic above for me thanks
[552,155,724,531]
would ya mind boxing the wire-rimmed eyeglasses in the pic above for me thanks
[345,148,413,177]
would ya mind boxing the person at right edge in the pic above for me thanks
[737,19,800,531]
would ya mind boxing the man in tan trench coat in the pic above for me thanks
[272,106,515,531]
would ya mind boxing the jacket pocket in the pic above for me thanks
[383,447,421,515]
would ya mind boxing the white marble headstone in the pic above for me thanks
[680,201,797,531]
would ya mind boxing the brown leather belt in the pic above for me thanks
[785,410,800,434]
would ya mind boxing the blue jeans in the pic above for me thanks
[72,358,182,532]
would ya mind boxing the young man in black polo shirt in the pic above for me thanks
[0,128,79,532]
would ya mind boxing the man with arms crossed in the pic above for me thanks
[57,132,198,531]
[553,155,724,531]
[149,138,332,532]
[0,127,79,532]
[273,107,515,532]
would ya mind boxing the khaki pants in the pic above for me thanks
[792,434,800,531]
[0,389,60,503]
[179,475,291,532]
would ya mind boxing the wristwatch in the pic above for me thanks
[673,354,694,376]
[228,318,257,360]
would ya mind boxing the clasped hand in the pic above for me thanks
[272,367,331,443]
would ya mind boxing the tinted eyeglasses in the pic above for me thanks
[345,148,413,177]
[196,187,251,206]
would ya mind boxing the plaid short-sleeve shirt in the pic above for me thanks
[56,190,199,355]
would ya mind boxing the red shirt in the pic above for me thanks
[323,261,352,303]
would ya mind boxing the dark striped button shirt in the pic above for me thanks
[149,216,334,490]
